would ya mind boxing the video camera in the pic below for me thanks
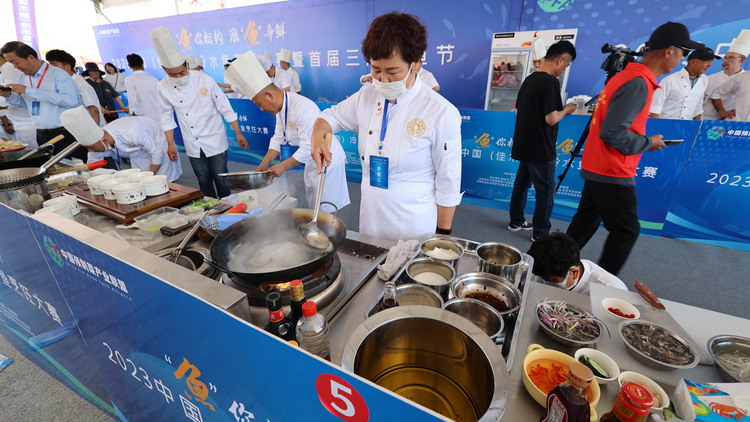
[600,43,641,81]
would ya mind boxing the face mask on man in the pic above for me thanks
[372,62,413,100]
[170,73,190,87]
[531,267,579,291]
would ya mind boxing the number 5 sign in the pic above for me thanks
[315,374,370,422]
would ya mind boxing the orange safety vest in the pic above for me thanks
[581,62,658,178]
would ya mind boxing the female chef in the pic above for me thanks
[311,12,462,241]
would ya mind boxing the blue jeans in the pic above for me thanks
[188,150,231,198]
[508,160,556,237]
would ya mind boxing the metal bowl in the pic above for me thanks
[219,171,273,190]
[419,236,464,268]
[406,257,455,298]
[536,301,603,347]
[708,334,750,382]
[443,298,504,340]
[365,283,444,319]
[619,320,699,370]
[450,272,521,316]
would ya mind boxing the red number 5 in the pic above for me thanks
[315,374,369,422]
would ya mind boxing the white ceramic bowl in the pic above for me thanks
[115,168,141,179]
[113,182,146,205]
[127,171,154,182]
[43,195,80,215]
[574,348,620,384]
[100,178,121,200]
[141,175,169,196]
[602,297,640,320]
[87,174,116,195]
[35,203,74,220]
[617,371,670,411]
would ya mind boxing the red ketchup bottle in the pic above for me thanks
[541,362,594,422]
[599,382,654,422]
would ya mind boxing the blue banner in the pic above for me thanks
[12,0,39,52]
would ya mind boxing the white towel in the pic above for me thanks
[377,239,419,280]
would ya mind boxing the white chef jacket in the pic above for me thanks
[72,74,106,128]
[269,92,349,211]
[125,70,161,124]
[702,70,743,120]
[273,67,293,91]
[286,67,302,93]
[105,72,127,93]
[419,68,439,90]
[0,61,35,145]
[92,116,182,182]
[320,77,462,241]
[222,75,243,99]
[157,70,238,158]
[569,260,628,295]
[710,71,750,122]
[650,68,707,119]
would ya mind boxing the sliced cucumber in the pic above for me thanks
[578,355,610,378]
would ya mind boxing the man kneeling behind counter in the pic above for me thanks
[60,106,182,182]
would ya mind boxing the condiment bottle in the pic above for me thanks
[540,362,593,422]
[378,281,399,311]
[263,292,295,341]
[599,382,653,422]
[286,279,306,334]
[295,301,330,361]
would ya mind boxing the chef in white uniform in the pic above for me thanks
[710,30,750,121]
[124,53,161,124]
[0,54,35,145]
[226,52,349,212]
[60,106,182,181]
[312,12,462,241]
[278,48,301,94]
[257,55,292,92]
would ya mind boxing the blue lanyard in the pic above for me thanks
[378,100,391,154]
[282,92,289,144]
[111,144,121,170]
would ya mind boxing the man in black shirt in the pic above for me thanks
[83,62,127,123]
[508,40,577,241]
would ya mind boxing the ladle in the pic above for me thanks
[298,133,333,250]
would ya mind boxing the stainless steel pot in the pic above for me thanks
[406,257,455,299]
[476,242,530,286]
[207,208,346,284]
[342,306,509,422]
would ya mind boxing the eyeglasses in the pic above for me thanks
[724,55,742,61]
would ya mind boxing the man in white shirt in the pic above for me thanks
[45,49,105,128]
[124,54,161,124]
[649,47,718,120]
[150,27,247,198]
[709,30,750,121]
[419,66,440,92]
[277,48,301,94]
[0,54,35,145]
[702,51,745,120]
[257,55,292,92]
[527,232,628,296]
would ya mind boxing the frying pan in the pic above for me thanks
[218,171,273,190]
[0,142,81,191]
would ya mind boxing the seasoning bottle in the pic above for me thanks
[600,382,653,422]
[540,362,593,422]
[286,280,306,332]
[295,301,330,361]
[378,281,399,311]
[264,292,295,341]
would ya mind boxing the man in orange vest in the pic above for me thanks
[565,22,702,275]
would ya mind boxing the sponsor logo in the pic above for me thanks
[707,126,726,140]
[44,236,64,267]
[98,28,120,35]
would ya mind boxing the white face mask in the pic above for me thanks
[371,62,413,100]
[170,73,190,87]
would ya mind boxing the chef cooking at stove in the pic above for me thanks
[60,106,182,182]
[224,51,350,213]
[311,11,462,241]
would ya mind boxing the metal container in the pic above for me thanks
[342,306,509,422]
[219,171,273,190]
[451,272,521,317]
[708,334,750,382]
[406,257,455,298]
[619,320,699,370]
[536,300,603,347]
[475,242,526,285]
[443,298,504,341]
[0,182,49,212]
[365,283,443,319]
[419,236,464,268]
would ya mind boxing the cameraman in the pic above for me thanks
[566,22,702,275]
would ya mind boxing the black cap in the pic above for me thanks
[689,47,721,61]
[647,22,704,51]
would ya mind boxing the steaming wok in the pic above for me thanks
[207,208,346,284]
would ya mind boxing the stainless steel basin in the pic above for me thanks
[342,306,508,422]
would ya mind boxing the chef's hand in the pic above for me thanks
[2,120,15,134]
[7,84,25,95]
[236,132,249,150]
[0,87,10,97]
[122,106,129,114]
[268,163,286,178]
[311,135,332,174]
[167,143,179,162]
[647,134,666,151]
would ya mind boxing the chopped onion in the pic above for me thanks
[715,350,750,382]
[537,300,610,341]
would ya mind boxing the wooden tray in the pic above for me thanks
[65,182,205,224]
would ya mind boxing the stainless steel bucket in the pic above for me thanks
[342,306,509,422]
[475,242,530,286]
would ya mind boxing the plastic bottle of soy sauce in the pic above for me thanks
[540,362,594,422]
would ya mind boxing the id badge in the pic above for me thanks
[369,155,389,189]
[280,143,298,161]
[31,101,40,116]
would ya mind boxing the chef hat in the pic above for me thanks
[728,29,750,57]
[196,56,204,67]
[60,106,104,146]
[185,55,197,68]
[264,52,272,63]
[257,55,272,72]
[278,48,292,63]
[149,27,185,68]
[531,37,546,61]
[225,52,273,99]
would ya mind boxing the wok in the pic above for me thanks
[219,171,273,190]
[207,206,345,284]
[0,149,52,171]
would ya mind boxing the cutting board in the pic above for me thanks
[66,182,204,224]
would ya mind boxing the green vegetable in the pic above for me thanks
[662,407,677,420]
[578,355,610,378]
[191,197,221,210]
